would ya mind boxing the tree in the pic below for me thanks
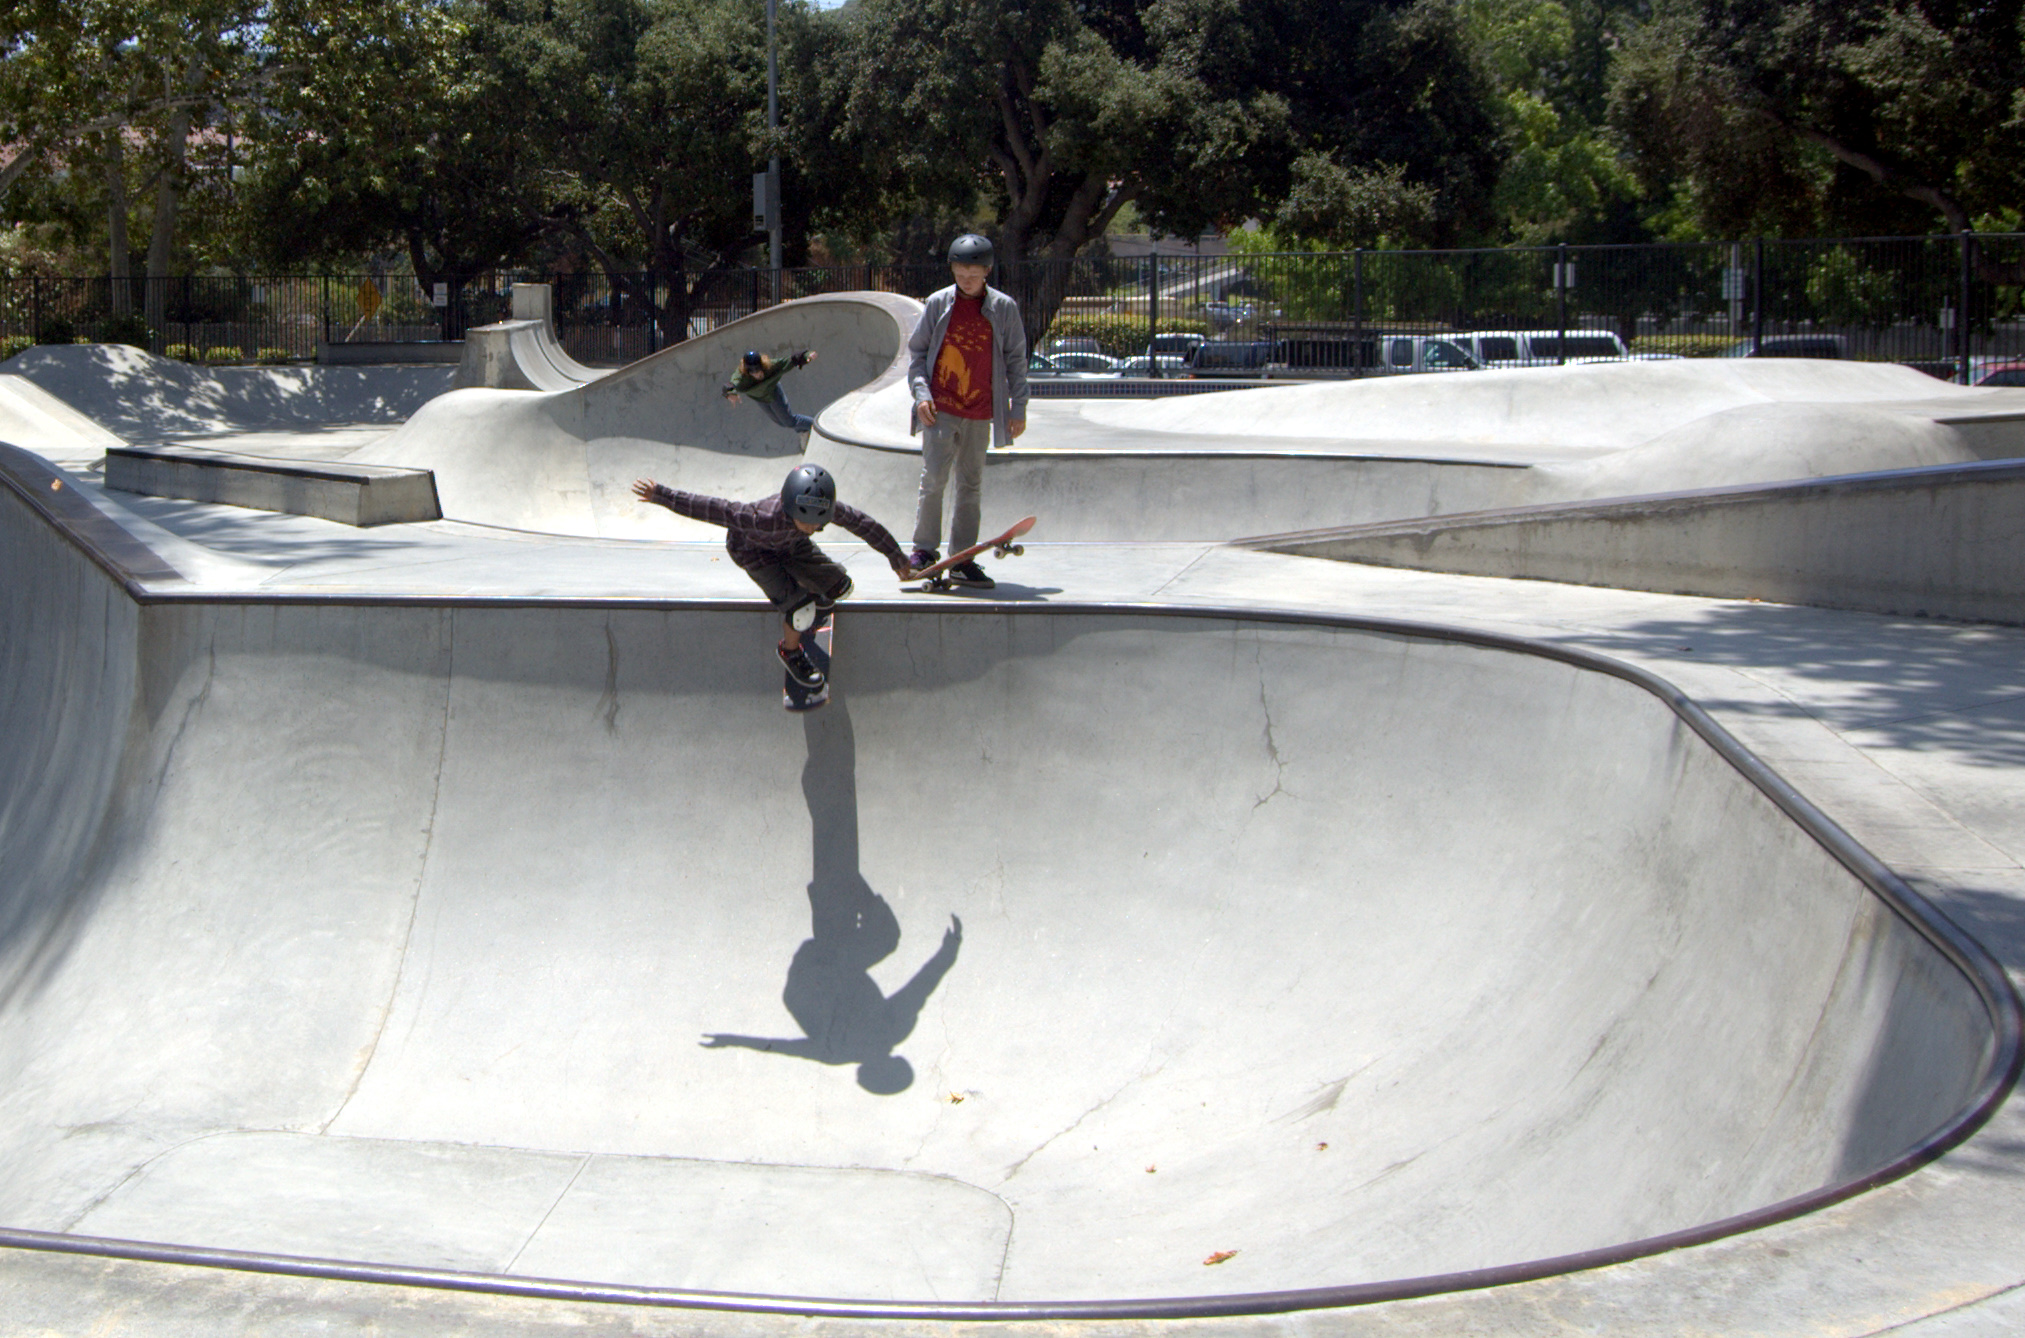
[816,0,1294,339]
[480,0,772,346]
[2,0,265,322]
[1459,0,1646,245]
[1608,0,2025,274]
[239,0,552,295]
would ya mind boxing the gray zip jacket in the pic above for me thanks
[907,284,1029,447]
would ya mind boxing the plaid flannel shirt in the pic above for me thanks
[649,486,907,571]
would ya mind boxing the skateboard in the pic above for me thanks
[783,607,833,712]
[910,516,1037,592]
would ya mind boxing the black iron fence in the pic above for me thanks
[3,233,2020,380]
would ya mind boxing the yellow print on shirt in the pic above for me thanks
[932,302,994,419]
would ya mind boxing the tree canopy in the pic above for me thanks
[4,0,2018,328]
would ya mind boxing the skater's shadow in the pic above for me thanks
[701,701,961,1094]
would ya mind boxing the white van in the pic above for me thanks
[1446,330,1632,368]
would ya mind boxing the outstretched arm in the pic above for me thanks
[882,916,963,1046]
[700,1032,825,1059]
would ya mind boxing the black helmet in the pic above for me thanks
[947,234,994,269]
[742,349,765,368]
[780,463,836,525]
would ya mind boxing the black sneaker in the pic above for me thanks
[908,547,940,571]
[778,643,825,688]
[949,561,995,589]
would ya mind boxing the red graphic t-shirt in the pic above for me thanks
[930,295,994,421]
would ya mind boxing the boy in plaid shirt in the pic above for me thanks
[632,464,917,689]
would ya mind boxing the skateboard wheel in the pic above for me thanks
[1009,544,1024,557]
[992,546,1009,559]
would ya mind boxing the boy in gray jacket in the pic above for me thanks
[906,234,1028,588]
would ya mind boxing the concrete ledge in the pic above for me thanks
[1247,458,2025,625]
[105,444,441,527]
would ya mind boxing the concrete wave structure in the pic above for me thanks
[0,441,2013,1316]
[355,293,917,536]
[352,290,2025,544]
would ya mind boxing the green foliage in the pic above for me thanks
[1630,332,1738,357]
[92,311,153,349]
[1606,0,2025,249]
[35,317,74,344]
[255,346,293,364]
[0,334,31,361]
[201,345,239,364]
[165,342,199,361]
[1041,313,1207,358]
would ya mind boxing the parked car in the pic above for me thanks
[1115,353,1192,376]
[1185,340,1278,377]
[1028,352,1113,379]
[1148,332,1207,359]
[1718,334,1846,359]
[1048,350,1122,374]
[1369,335,1482,374]
[1446,329,1634,367]
[1970,360,2025,387]
[1044,336,1103,356]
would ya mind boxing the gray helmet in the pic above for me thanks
[780,463,836,525]
[947,234,995,269]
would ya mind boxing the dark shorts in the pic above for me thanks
[740,541,849,615]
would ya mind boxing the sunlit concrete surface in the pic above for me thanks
[0,322,2023,1336]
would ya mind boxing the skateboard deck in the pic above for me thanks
[911,516,1037,592]
[783,609,833,712]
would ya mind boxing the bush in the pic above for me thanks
[94,311,155,350]
[35,318,75,346]
[202,345,241,364]
[255,347,295,365]
[165,343,199,362]
[1631,333,1740,358]
[0,334,32,363]
[1041,313,1209,358]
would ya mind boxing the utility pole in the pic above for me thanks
[767,0,782,305]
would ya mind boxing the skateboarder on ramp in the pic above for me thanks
[632,464,918,697]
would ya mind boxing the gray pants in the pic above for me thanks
[912,415,990,553]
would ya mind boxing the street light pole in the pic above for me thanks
[767,0,781,304]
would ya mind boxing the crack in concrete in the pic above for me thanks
[1001,1058,1168,1184]
[319,609,454,1134]
[595,619,620,734]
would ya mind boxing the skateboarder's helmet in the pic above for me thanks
[947,234,994,270]
[781,463,837,525]
[742,349,765,369]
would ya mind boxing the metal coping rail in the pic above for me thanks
[3,440,2021,1321]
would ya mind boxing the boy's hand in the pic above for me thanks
[631,478,662,505]
[892,559,919,581]
[915,398,938,427]
[722,389,739,402]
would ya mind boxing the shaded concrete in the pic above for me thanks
[105,443,442,526]
[1250,458,2025,625]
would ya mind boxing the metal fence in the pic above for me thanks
[3,234,2020,380]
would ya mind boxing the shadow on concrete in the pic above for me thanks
[701,700,961,1094]
[1573,604,2025,770]
[113,491,432,566]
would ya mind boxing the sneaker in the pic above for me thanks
[815,574,853,608]
[949,561,995,589]
[778,643,825,688]
[909,547,940,571]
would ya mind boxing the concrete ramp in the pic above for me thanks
[356,292,916,536]
[0,460,2011,1312]
[1251,458,2025,625]
[1,344,454,443]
